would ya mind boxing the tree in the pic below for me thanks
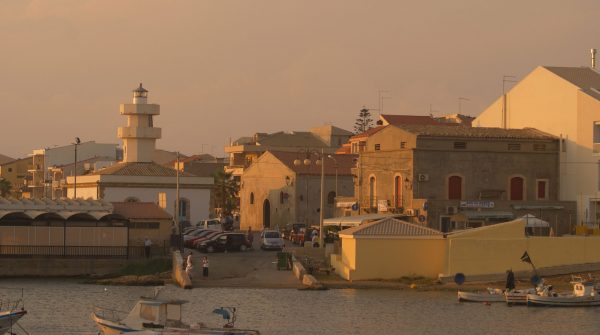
[213,170,239,216]
[0,178,11,197]
[354,107,374,134]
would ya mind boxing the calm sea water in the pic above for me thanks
[3,279,600,335]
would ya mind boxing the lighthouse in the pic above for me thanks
[118,83,162,162]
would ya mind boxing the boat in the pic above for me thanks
[526,277,600,307]
[0,293,27,335]
[457,288,506,303]
[91,296,260,334]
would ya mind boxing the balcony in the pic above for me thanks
[120,104,160,115]
[117,127,161,139]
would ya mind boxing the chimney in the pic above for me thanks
[592,48,597,69]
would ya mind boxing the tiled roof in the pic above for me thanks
[93,162,194,177]
[111,202,172,220]
[544,66,600,100]
[267,151,356,176]
[257,132,328,148]
[350,126,386,140]
[381,114,441,126]
[394,125,557,140]
[0,154,15,165]
[341,218,443,237]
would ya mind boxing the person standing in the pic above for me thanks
[202,256,209,278]
[506,269,515,292]
[144,237,152,259]
[185,252,193,279]
[247,226,254,248]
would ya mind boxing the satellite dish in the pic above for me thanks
[454,273,466,285]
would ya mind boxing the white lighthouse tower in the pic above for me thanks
[118,83,162,162]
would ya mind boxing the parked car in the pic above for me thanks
[198,219,221,230]
[197,233,251,253]
[184,230,217,248]
[191,231,224,250]
[260,230,285,251]
[183,229,210,244]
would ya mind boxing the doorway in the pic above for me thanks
[263,199,271,228]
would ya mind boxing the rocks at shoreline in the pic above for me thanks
[87,271,172,286]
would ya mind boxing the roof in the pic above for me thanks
[350,126,386,140]
[340,218,443,237]
[323,213,408,227]
[257,132,328,148]
[381,114,441,126]
[0,154,15,165]
[267,151,356,176]
[112,202,172,220]
[310,125,354,136]
[392,125,557,140]
[543,66,600,100]
[93,162,194,177]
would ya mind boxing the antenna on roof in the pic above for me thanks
[591,48,597,69]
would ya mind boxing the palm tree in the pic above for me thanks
[0,178,11,197]
[213,170,239,216]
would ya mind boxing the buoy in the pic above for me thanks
[410,283,417,289]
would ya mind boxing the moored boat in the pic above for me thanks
[0,289,27,335]
[91,296,260,334]
[526,278,600,307]
[457,288,505,303]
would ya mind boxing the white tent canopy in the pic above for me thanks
[521,214,549,228]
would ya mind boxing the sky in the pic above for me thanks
[1,0,599,158]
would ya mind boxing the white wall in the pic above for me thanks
[102,187,210,223]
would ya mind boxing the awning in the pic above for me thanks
[512,205,564,210]
[461,211,515,220]
[323,213,407,227]
[521,214,549,228]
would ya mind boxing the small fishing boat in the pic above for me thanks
[0,296,27,335]
[91,296,260,334]
[457,288,506,303]
[526,277,600,307]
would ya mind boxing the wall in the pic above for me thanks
[0,226,127,246]
[0,258,130,276]
[128,218,172,247]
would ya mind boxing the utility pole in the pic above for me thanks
[502,75,517,129]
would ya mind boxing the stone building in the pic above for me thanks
[239,151,356,230]
[355,124,576,234]
[0,157,31,198]
[474,66,600,226]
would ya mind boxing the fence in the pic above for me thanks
[0,244,170,259]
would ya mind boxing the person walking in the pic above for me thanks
[185,252,193,279]
[247,226,254,249]
[144,237,152,258]
[202,256,209,278]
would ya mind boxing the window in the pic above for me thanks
[453,142,467,149]
[536,180,548,200]
[369,176,376,208]
[250,192,255,204]
[7,168,12,172]
[158,192,167,209]
[508,143,521,151]
[448,175,462,200]
[130,222,160,229]
[124,197,140,202]
[510,177,524,201]
[400,142,406,149]
[374,144,381,151]
[178,198,190,222]
[533,144,546,151]
[394,176,403,208]
[327,191,336,205]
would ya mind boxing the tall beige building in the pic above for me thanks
[474,66,600,225]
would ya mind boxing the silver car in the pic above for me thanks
[260,230,285,250]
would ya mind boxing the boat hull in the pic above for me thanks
[457,291,505,303]
[0,310,27,335]
[526,294,600,307]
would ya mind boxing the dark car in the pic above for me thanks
[198,233,251,253]
[191,231,224,250]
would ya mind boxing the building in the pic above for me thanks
[239,151,356,230]
[28,141,119,199]
[112,202,173,247]
[0,154,13,165]
[66,84,213,225]
[0,157,31,198]
[474,66,600,226]
[225,125,353,180]
[354,124,576,233]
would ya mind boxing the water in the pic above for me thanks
[3,278,600,335]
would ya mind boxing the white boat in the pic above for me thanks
[526,278,600,307]
[91,296,260,334]
[0,290,27,335]
[457,288,506,303]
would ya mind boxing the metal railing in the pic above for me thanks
[0,245,169,259]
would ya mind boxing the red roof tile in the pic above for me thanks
[111,202,172,220]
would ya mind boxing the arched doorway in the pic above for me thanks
[263,199,271,228]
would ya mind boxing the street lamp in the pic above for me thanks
[73,137,81,199]
[293,149,325,248]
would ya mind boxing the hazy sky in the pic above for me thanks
[1,0,599,158]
